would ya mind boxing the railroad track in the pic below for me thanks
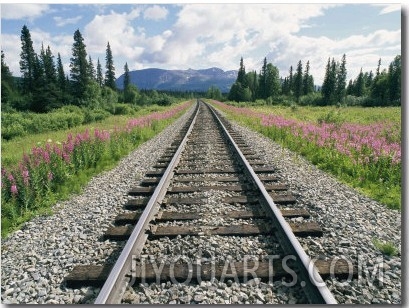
[65,100,356,304]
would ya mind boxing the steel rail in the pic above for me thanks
[206,101,337,304]
[94,101,200,304]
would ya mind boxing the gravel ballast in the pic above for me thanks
[1,105,196,304]
[1,103,401,304]
[226,112,401,305]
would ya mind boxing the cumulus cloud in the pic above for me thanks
[1,4,50,20]
[143,5,168,21]
[54,15,82,27]
[142,4,337,70]
[1,28,73,77]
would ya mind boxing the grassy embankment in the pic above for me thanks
[1,101,193,237]
[211,101,401,210]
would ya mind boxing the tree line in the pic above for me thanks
[227,54,401,107]
[1,25,180,113]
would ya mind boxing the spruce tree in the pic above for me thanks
[335,54,347,103]
[20,25,36,93]
[40,44,57,84]
[321,58,338,104]
[388,55,401,103]
[2,50,17,106]
[288,66,293,94]
[105,42,116,90]
[70,29,89,100]
[355,68,365,97]
[294,60,303,102]
[236,57,247,87]
[96,58,103,87]
[56,53,66,91]
[88,56,96,80]
[123,62,130,89]
[303,60,314,95]
[258,57,267,99]
[265,63,281,98]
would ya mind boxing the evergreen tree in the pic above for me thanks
[303,60,314,95]
[376,58,381,77]
[123,62,130,89]
[258,57,268,99]
[365,71,373,89]
[20,25,36,93]
[288,65,293,94]
[388,55,401,104]
[104,42,116,90]
[40,44,57,84]
[2,50,18,106]
[282,77,290,95]
[293,60,303,102]
[335,54,347,103]
[96,58,103,87]
[265,63,281,98]
[56,53,66,91]
[246,71,258,101]
[370,70,388,105]
[236,57,247,87]
[355,68,365,97]
[70,29,89,100]
[30,54,48,112]
[88,55,96,80]
[322,58,338,105]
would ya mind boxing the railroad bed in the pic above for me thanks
[1,100,401,305]
[65,101,355,304]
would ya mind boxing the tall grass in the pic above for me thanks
[1,101,192,237]
[211,100,401,210]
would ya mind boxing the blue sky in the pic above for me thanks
[1,3,401,85]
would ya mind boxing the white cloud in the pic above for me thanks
[53,15,82,27]
[143,4,337,71]
[1,29,73,77]
[1,4,50,20]
[372,4,401,15]
[143,5,168,21]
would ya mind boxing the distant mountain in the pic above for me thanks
[116,67,237,93]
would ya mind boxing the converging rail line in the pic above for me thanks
[65,100,356,304]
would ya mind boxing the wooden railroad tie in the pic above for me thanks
[104,222,323,241]
[128,184,288,196]
[114,209,311,225]
[65,258,357,288]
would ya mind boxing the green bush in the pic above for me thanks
[83,108,110,123]
[107,103,135,115]
[299,92,323,106]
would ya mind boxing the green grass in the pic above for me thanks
[372,238,398,256]
[1,102,191,237]
[211,100,401,210]
[253,105,401,125]
[1,105,172,168]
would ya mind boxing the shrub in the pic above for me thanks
[372,238,398,256]
[83,108,110,124]
[317,109,345,125]
[299,92,323,106]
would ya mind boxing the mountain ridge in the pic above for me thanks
[116,67,237,92]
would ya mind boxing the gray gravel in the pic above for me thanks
[1,102,401,304]
[1,104,196,304]
[223,108,401,304]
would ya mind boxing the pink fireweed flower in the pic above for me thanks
[22,170,30,186]
[8,173,14,182]
[11,184,18,195]
[48,172,53,181]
